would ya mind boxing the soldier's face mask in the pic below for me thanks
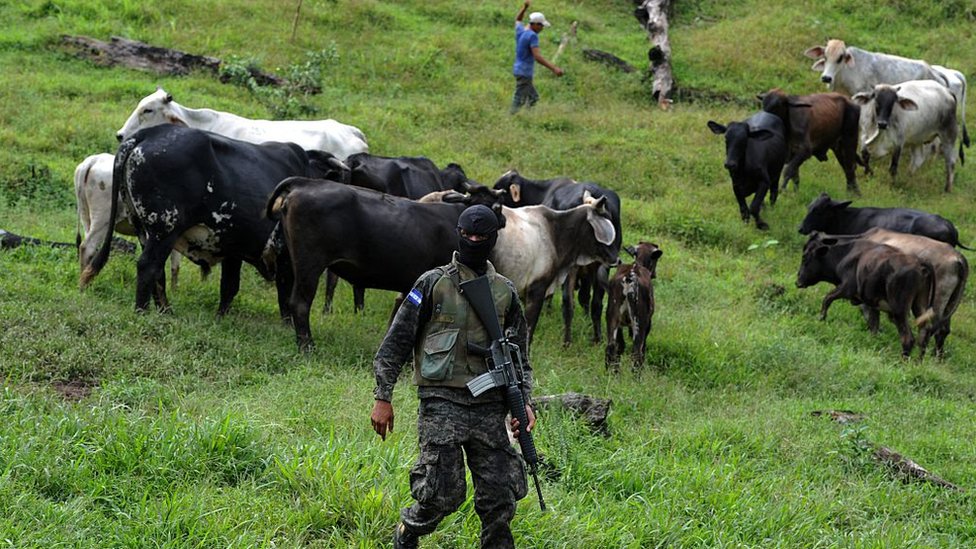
[456,205,499,274]
[458,230,497,274]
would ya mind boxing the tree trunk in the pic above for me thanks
[633,0,674,109]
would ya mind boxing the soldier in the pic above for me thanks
[370,204,537,549]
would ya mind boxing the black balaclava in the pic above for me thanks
[456,205,499,275]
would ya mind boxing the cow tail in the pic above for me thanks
[73,154,99,254]
[81,140,135,288]
[914,263,938,328]
[262,177,301,274]
[937,256,969,332]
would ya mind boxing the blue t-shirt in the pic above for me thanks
[513,23,539,78]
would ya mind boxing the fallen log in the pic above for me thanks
[633,0,674,109]
[582,48,635,73]
[59,35,286,87]
[813,409,963,491]
[535,392,612,436]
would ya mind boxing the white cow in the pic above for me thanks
[852,80,959,192]
[804,39,944,97]
[74,153,185,289]
[490,192,618,346]
[115,88,369,160]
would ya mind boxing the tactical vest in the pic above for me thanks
[413,261,513,389]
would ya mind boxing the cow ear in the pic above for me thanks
[804,46,825,59]
[749,129,775,141]
[810,59,825,72]
[897,98,919,111]
[821,237,838,246]
[844,53,855,67]
[624,245,637,257]
[587,211,616,246]
[650,249,663,260]
[834,200,853,209]
[707,121,727,135]
[494,204,507,229]
[851,92,872,105]
[164,93,174,103]
[508,184,521,203]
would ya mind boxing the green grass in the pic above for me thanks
[2,0,976,546]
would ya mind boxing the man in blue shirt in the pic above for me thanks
[510,1,564,114]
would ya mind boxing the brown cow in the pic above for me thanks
[759,88,862,193]
[605,242,663,371]
[859,228,967,358]
[796,232,936,357]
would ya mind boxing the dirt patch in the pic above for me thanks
[51,379,96,401]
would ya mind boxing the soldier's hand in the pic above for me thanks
[371,400,395,440]
[510,404,536,439]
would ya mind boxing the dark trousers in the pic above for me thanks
[510,75,539,114]
[401,398,528,548]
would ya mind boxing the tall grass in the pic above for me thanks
[2,0,976,546]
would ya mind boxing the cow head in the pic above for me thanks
[853,84,917,134]
[582,191,619,266]
[796,232,841,288]
[798,192,852,234]
[116,87,184,141]
[805,39,853,88]
[625,242,663,278]
[707,120,777,174]
[492,169,527,207]
[307,150,351,183]
[428,186,508,228]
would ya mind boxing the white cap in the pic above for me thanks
[528,12,551,27]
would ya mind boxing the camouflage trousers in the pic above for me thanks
[401,398,528,548]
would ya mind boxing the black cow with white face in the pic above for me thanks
[265,179,504,350]
[799,192,972,249]
[84,124,344,317]
[707,111,788,230]
[491,170,623,345]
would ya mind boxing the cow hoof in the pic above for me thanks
[298,339,315,353]
[757,222,769,231]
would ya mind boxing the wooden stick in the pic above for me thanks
[291,0,304,42]
[551,21,578,64]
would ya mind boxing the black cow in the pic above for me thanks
[707,111,788,230]
[796,232,936,357]
[265,179,504,350]
[798,192,972,249]
[491,170,623,345]
[84,124,344,316]
[344,152,472,197]
[605,242,663,372]
[759,89,862,193]
[320,153,478,314]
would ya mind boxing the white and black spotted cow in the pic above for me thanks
[84,124,346,316]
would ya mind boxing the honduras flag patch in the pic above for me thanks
[406,288,423,306]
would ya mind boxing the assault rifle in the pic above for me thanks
[460,275,546,512]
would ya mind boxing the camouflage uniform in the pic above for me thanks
[374,252,532,548]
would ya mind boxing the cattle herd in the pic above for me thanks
[53,38,970,366]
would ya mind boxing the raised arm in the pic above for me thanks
[516,0,530,23]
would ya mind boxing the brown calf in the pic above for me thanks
[606,242,663,371]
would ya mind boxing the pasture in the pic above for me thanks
[2,0,976,546]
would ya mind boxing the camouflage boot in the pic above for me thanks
[393,523,419,549]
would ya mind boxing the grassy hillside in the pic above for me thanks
[2,0,976,546]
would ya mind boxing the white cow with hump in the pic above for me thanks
[852,80,959,192]
[804,39,969,154]
[74,153,186,288]
[115,88,369,160]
